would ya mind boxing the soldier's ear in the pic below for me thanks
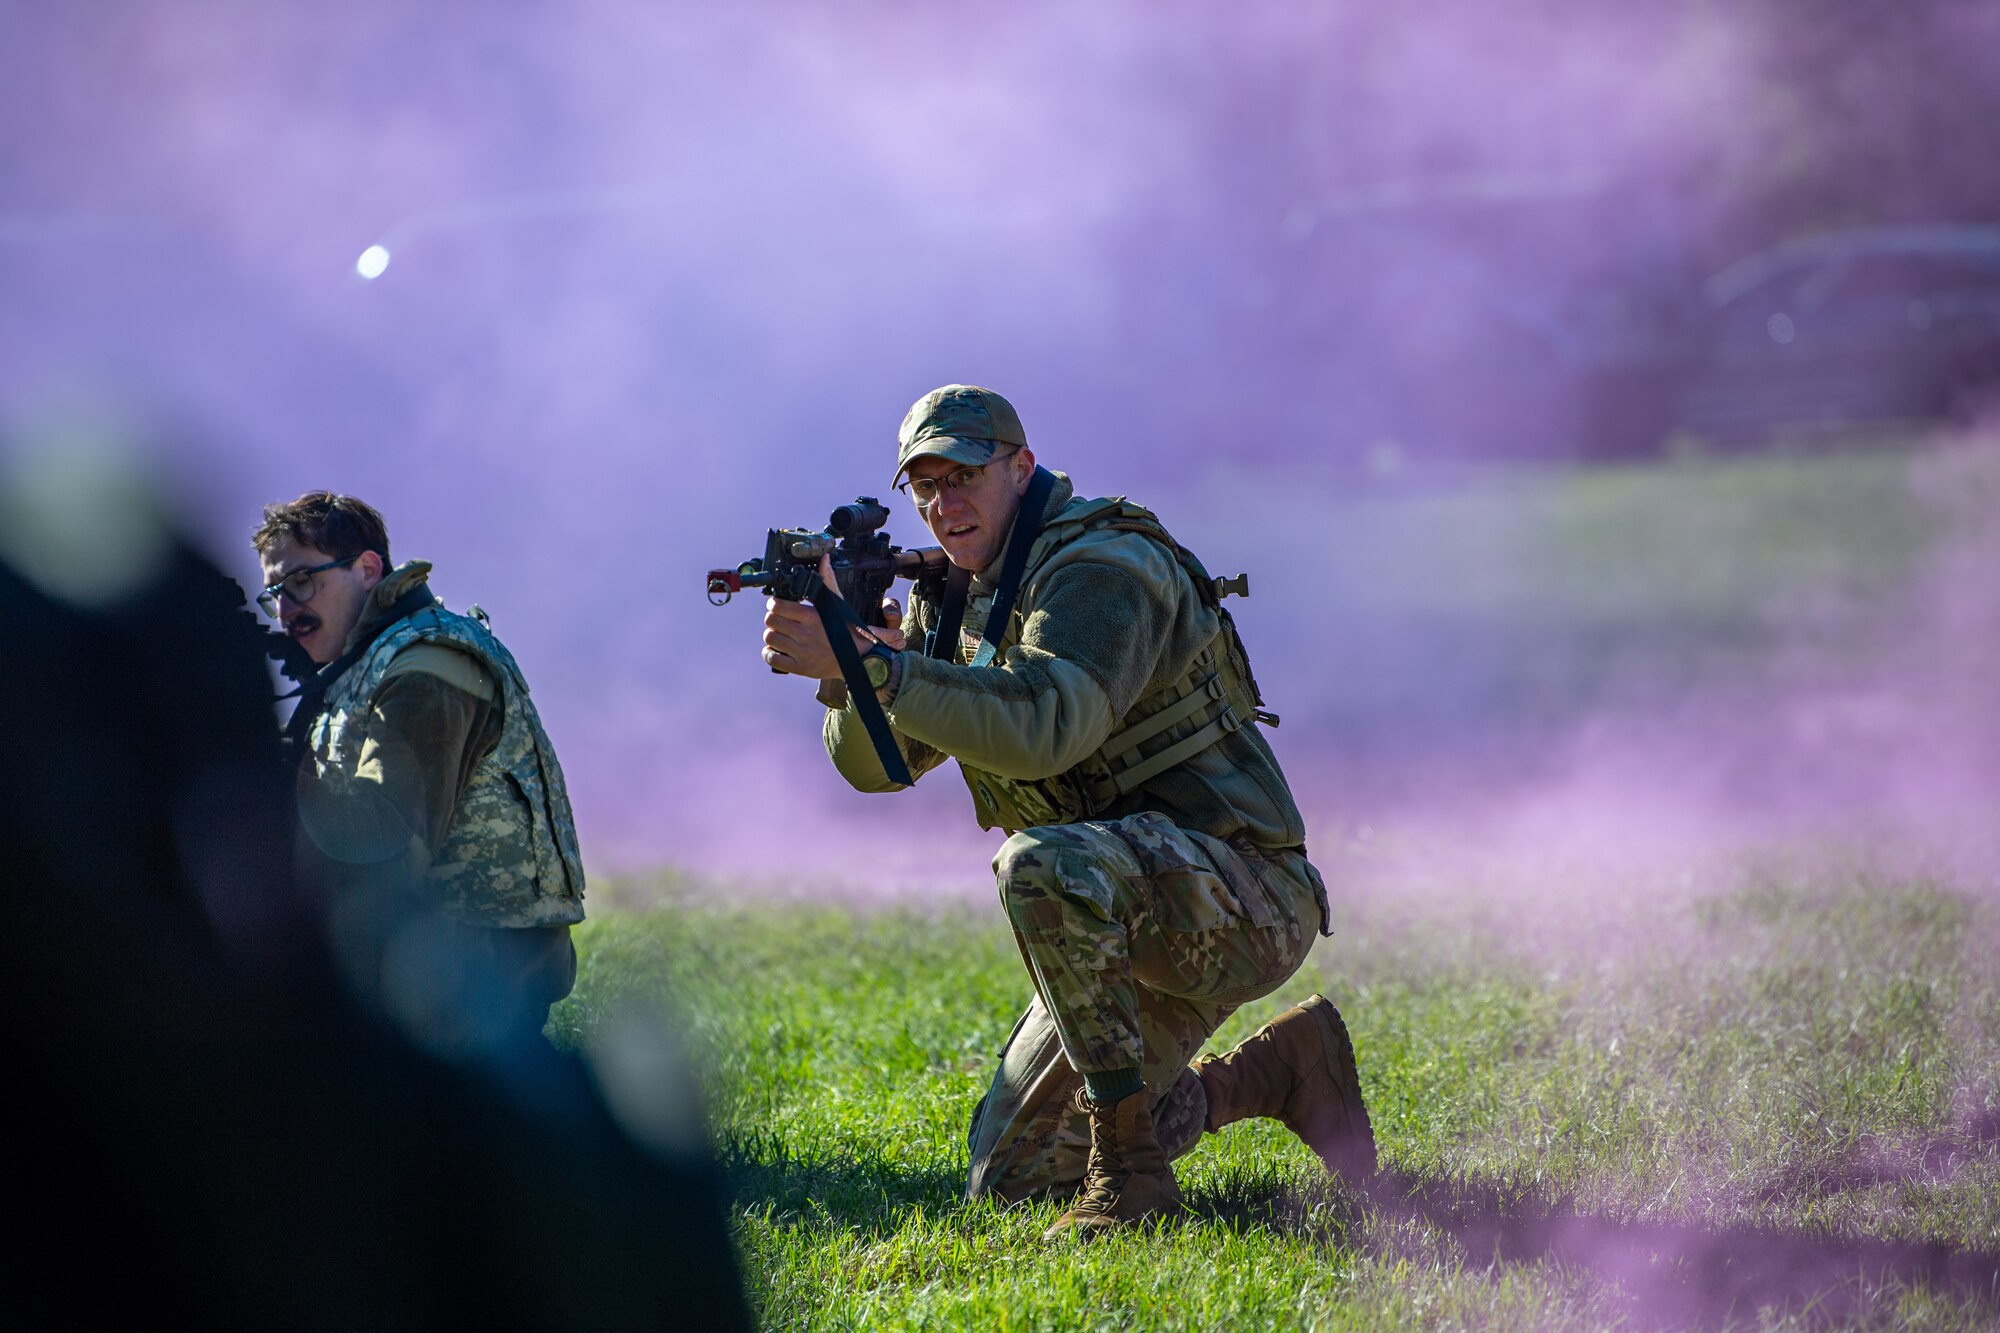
[356,549,386,586]
[1012,446,1037,492]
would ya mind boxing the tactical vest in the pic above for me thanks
[310,604,588,928]
[952,498,1273,835]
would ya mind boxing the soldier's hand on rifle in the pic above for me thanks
[761,553,905,678]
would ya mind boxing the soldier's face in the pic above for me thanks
[258,539,384,665]
[910,447,1037,571]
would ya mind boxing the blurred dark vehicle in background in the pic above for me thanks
[1199,206,2000,475]
[1577,225,2000,458]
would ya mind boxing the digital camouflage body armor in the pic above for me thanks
[310,599,588,928]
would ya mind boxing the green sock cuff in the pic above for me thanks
[1083,1066,1144,1106]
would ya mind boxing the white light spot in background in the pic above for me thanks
[355,244,391,280]
[1281,201,1318,243]
[1365,438,1405,479]
[1766,311,1795,345]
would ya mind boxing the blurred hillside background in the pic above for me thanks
[4,0,1998,887]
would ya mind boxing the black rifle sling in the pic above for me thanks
[967,466,1057,670]
[925,563,971,661]
[809,576,915,787]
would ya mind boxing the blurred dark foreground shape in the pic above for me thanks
[0,458,750,1330]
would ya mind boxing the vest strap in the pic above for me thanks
[926,563,972,661]
[1103,706,1243,798]
[1097,655,1222,762]
[1068,645,1246,808]
[967,466,1057,669]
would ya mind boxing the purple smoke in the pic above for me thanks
[4,0,2000,889]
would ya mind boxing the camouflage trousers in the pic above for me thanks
[966,812,1328,1203]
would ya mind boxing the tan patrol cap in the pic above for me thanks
[892,385,1028,487]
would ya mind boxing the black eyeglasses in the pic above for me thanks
[257,555,359,617]
[896,449,1020,508]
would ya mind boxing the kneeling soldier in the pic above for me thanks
[760,386,1375,1236]
[253,491,586,1047]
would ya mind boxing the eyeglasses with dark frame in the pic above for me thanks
[257,554,360,617]
[896,448,1020,508]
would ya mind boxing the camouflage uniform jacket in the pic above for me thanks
[308,562,587,927]
[824,473,1308,851]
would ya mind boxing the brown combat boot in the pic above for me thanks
[1043,1090,1184,1239]
[1194,994,1377,1182]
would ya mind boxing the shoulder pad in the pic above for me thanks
[1032,496,1160,557]
[382,640,498,702]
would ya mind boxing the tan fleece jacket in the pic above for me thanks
[824,475,1307,849]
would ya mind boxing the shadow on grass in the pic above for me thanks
[1754,1108,2000,1204]
[1359,1167,2000,1328]
[720,1129,2000,1324]
[1182,1171,1364,1246]
[720,1131,968,1230]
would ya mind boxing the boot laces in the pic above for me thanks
[1074,1111,1131,1214]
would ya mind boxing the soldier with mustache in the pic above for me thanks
[761,386,1375,1237]
[254,491,586,1048]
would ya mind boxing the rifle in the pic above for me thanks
[707,497,948,785]
[706,497,948,621]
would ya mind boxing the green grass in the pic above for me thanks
[550,868,2000,1330]
[546,439,2000,1327]
[1224,439,1945,626]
